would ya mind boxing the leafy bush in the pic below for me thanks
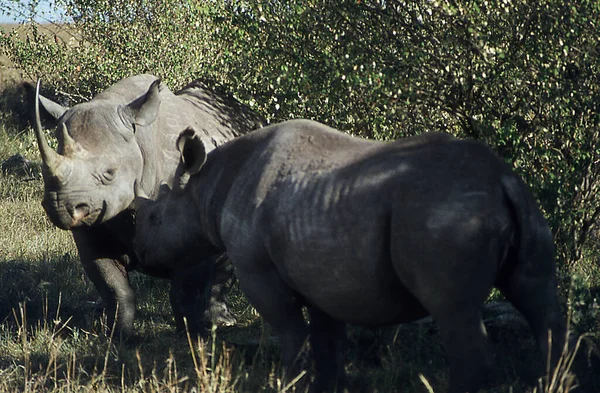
[204,1,600,270]
[0,1,219,100]
[2,0,600,270]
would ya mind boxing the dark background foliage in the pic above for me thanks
[3,0,600,271]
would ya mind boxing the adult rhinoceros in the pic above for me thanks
[133,120,567,393]
[31,74,265,339]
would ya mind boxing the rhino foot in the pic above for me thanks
[205,301,237,327]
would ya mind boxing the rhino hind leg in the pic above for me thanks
[307,306,347,393]
[496,267,567,372]
[435,307,495,393]
[204,285,237,328]
[495,222,567,376]
[168,282,187,332]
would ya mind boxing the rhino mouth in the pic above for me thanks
[42,197,107,229]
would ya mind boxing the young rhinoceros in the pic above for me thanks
[31,75,266,339]
[133,119,566,393]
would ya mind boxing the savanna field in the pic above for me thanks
[1,1,600,392]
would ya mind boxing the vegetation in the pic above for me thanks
[0,0,598,392]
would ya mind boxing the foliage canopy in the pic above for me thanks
[1,0,600,270]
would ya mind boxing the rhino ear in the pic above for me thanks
[24,81,69,126]
[172,128,207,193]
[127,78,162,127]
[39,94,69,120]
[177,127,207,176]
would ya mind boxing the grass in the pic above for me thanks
[0,79,599,392]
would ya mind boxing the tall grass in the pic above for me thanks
[1,300,244,393]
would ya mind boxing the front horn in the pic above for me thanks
[34,80,62,171]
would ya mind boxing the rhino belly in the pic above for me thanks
[314,290,429,327]
[280,255,429,327]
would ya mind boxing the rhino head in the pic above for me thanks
[33,79,161,229]
[133,127,213,268]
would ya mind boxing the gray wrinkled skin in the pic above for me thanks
[134,120,567,393]
[32,75,265,339]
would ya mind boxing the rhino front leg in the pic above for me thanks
[81,256,135,339]
[169,254,237,335]
[73,229,136,340]
[235,259,309,385]
[204,254,237,327]
[170,260,214,336]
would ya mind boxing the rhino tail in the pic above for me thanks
[499,174,555,273]
[500,176,568,373]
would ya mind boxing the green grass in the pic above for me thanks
[1,93,599,392]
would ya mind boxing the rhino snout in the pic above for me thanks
[42,195,102,229]
[42,197,70,229]
[69,203,91,222]
[65,201,106,227]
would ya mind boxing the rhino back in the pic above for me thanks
[175,81,266,150]
[133,80,263,197]
[95,74,163,104]
[195,121,519,324]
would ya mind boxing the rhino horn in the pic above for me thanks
[133,180,152,209]
[58,122,80,156]
[34,80,62,171]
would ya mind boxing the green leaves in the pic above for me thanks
[3,0,600,268]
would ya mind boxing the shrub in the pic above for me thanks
[2,0,600,270]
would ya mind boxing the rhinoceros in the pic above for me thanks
[31,74,266,338]
[132,119,568,393]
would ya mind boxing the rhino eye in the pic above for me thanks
[102,168,117,184]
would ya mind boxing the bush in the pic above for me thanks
[0,82,30,131]
[2,0,600,271]
[203,1,600,271]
